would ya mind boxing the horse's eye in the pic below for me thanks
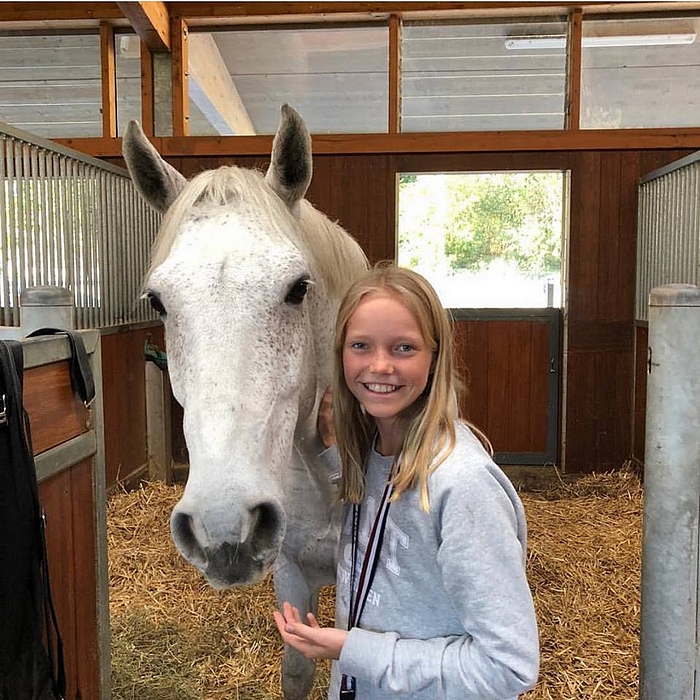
[147,292,167,317]
[285,277,311,306]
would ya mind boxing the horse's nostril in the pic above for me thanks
[249,501,283,553]
[171,511,207,567]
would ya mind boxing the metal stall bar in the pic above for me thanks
[0,137,9,326]
[0,120,160,330]
[637,151,700,323]
[37,148,49,286]
[6,139,20,325]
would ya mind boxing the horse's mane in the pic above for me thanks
[147,166,368,296]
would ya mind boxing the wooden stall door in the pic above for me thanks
[21,333,106,700]
[453,309,560,465]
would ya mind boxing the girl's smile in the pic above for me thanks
[342,290,433,452]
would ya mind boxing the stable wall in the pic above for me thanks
[170,147,688,474]
[101,323,164,488]
[103,146,688,475]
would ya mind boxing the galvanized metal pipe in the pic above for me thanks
[0,137,10,326]
[6,140,20,325]
[87,165,98,329]
[37,149,49,285]
[640,283,700,700]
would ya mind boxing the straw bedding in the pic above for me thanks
[108,469,642,700]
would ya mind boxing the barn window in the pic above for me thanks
[0,33,102,138]
[400,18,568,132]
[397,171,567,309]
[115,32,141,136]
[580,16,700,129]
[186,26,389,136]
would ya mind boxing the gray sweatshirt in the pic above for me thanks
[328,421,539,699]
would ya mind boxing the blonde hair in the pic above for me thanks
[332,264,491,512]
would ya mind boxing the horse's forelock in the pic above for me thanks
[146,165,367,297]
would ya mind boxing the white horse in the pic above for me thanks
[122,105,368,698]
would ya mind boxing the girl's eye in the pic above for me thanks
[349,341,367,350]
[396,343,415,353]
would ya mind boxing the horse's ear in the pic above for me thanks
[122,121,187,214]
[265,104,312,209]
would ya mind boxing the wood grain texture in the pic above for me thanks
[39,458,99,700]
[103,145,693,474]
[24,361,90,456]
[100,23,117,139]
[101,326,164,487]
[454,318,551,455]
[633,324,648,463]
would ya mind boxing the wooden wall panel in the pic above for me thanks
[564,148,689,472]
[453,319,489,430]
[453,318,551,456]
[171,152,394,264]
[24,361,89,454]
[309,155,392,264]
[70,458,100,700]
[101,325,164,487]
[634,324,648,463]
[38,457,99,700]
[106,143,695,475]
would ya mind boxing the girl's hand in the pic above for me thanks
[273,601,347,660]
[317,387,336,448]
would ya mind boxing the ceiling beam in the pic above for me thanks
[0,3,123,22]
[0,2,698,26]
[54,128,700,159]
[172,2,700,24]
[117,2,170,51]
[188,33,255,136]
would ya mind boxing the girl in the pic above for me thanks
[274,265,539,699]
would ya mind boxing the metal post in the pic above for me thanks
[640,283,700,699]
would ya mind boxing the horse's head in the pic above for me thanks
[123,105,366,587]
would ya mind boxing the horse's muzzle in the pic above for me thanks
[170,500,285,587]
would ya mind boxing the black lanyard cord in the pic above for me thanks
[341,470,395,700]
[348,479,393,629]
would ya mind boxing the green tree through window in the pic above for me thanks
[398,171,566,308]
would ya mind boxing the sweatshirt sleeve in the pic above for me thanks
[337,461,539,699]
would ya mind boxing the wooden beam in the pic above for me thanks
[188,34,255,135]
[100,22,117,139]
[54,128,700,158]
[566,8,583,130]
[116,2,170,52]
[388,14,401,134]
[0,2,697,25]
[171,17,190,137]
[170,1,700,22]
[0,3,123,22]
[140,41,155,137]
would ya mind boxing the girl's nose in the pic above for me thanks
[369,350,394,374]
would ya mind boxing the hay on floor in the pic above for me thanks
[108,469,642,700]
